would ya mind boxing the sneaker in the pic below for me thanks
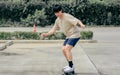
[63,66,74,73]
[63,66,69,69]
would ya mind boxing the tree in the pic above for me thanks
[43,0,49,4]
[21,8,47,27]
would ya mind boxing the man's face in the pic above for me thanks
[54,11,62,18]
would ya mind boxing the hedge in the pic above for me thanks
[0,0,119,26]
[80,31,93,39]
[0,31,93,40]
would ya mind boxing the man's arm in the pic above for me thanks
[46,29,56,36]
[41,28,56,39]
[77,20,86,29]
[66,14,85,29]
[41,19,60,39]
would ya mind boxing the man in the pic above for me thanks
[41,4,85,73]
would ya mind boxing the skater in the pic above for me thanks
[41,4,85,74]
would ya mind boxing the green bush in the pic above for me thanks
[0,32,40,40]
[0,0,120,26]
[0,32,12,40]
[45,32,66,40]
[21,9,47,27]
[80,31,93,39]
[13,32,40,40]
[0,31,93,40]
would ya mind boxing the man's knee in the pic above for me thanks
[64,46,72,53]
[62,46,66,52]
[62,45,73,52]
[62,46,69,53]
[65,45,73,51]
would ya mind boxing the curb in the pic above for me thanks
[0,44,7,51]
[5,40,14,46]
[0,40,97,43]
[0,40,13,51]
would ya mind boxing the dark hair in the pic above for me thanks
[53,4,62,13]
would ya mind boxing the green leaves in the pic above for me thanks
[13,31,40,40]
[80,31,93,40]
[0,31,93,40]
[21,9,46,27]
[0,0,119,26]
[0,32,12,40]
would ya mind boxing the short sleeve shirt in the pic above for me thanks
[52,13,80,38]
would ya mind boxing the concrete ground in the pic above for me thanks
[80,27,120,75]
[80,42,120,75]
[0,27,120,75]
[0,43,99,75]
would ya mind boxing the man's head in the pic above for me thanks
[53,4,63,18]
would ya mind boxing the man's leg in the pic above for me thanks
[62,38,80,73]
[64,45,73,61]
[62,44,73,67]
[62,46,66,59]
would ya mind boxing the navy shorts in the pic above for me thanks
[63,38,80,47]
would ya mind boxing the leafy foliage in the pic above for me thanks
[13,31,40,40]
[21,9,46,27]
[0,31,93,40]
[80,31,93,39]
[0,32,12,40]
[0,0,119,26]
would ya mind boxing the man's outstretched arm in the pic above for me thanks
[41,28,56,39]
[77,20,86,29]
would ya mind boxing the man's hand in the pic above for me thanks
[40,28,56,40]
[40,33,48,40]
[77,20,86,29]
[80,24,86,29]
